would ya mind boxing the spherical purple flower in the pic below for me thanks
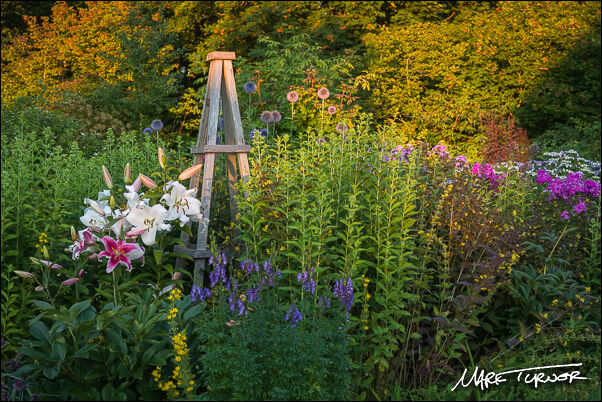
[143,127,153,135]
[250,129,260,140]
[271,110,282,123]
[260,128,269,137]
[151,119,164,131]
[560,210,570,220]
[317,87,330,100]
[287,90,299,103]
[327,105,337,115]
[260,111,274,124]
[243,81,257,94]
[336,122,348,134]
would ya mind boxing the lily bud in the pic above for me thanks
[88,253,98,260]
[78,269,84,278]
[178,164,203,181]
[102,165,113,189]
[14,270,36,279]
[87,199,106,216]
[139,174,157,189]
[123,162,131,183]
[35,285,46,292]
[71,226,77,241]
[158,147,166,170]
[40,260,63,270]
[126,227,148,237]
[42,245,49,260]
[61,277,80,287]
[110,195,116,209]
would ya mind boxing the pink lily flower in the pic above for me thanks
[97,236,143,273]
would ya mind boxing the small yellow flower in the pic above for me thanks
[364,326,369,330]
[519,337,524,342]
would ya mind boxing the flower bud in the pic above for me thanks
[88,253,98,260]
[35,285,46,292]
[102,165,113,189]
[78,269,84,278]
[126,227,148,237]
[61,278,80,287]
[178,164,203,181]
[110,195,116,210]
[158,147,166,170]
[42,245,49,260]
[139,174,157,189]
[40,260,63,270]
[123,162,131,183]
[87,199,106,217]
[71,226,77,241]
[14,270,35,279]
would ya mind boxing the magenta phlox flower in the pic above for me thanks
[97,236,143,273]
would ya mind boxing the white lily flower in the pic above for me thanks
[80,207,109,229]
[111,208,132,237]
[160,181,202,226]
[125,204,171,246]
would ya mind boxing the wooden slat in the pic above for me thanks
[190,144,251,154]
[206,51,236,61]
[174,246,213,259]
[222,76,240,222]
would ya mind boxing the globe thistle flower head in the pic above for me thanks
[327,106,337,115]
[151,119,164,131]
[336,122,348,134]
[271,110,282,123]
[250,129,260,140]
[260,110,274,124]
[143,127,153,135]
[243,81,257,94]
[260,128,269,137]
[317,87,330,100]
[287,90,299,103]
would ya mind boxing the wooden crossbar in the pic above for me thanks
[174,51,251,286]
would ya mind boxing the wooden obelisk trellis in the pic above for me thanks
[174,51,251,286]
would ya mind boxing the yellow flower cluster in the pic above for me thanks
[152,366,162,382]
[168,288,182,301]
[535,323,541,334]
[168,307,178,320]
[172,332,189,357]
[35,232,49,248]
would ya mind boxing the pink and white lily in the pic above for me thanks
[125,204,171,246]
[161,181,202,226]
[97,236,144,273]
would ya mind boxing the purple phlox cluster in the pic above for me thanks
[240,259,260,275]
[208,252,228,288]
[297,267,316,294]
[285,303,303,327]
[429,143,450,159]
[261,259,281,287]
[333,277,354,320]
[471,163,506,191]
[191,285,212,302]
[540,171,600,201]
[536,169,600,220]
[318,296,331,309]
[455,155,468,169]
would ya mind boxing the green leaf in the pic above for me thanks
[42,364,60,379]
[29,321,52,344]
[52,341,67,362]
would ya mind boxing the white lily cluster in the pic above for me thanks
[78,172,203,247]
